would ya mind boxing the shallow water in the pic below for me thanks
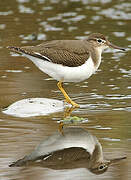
[0,0,131,179]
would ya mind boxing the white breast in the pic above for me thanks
[24,54,101,82]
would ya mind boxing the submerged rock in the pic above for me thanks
[2,98,64,117]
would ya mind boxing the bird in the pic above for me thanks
[9,127,126,174]
[8,33,125,108]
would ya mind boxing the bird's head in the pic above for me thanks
[87,33,125,52]
[89,156,126,175]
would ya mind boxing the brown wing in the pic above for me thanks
[36,147,90,163]
[9,147,90,167]
[8,40,90,67]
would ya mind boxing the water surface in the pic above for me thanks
[0,0,131,179]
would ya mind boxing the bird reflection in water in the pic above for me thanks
[9,127,126,174]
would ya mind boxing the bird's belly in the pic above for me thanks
[25,55,97,82]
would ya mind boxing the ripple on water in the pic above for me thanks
[40,21,63,31]
[18,4,34,14]
[0,11,13,15]
[102,137,121,142]
[99,7,131,20]
[119,68,131,77]
[0,24,6,30]
[105,94,131,100]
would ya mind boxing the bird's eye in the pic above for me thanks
[97,39,102,43]
[98,164,106,170]
[99,165,104,169]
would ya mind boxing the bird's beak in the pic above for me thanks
[107,41,126,51]
[109,156,127,165]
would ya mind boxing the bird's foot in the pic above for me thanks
[64,106,76,118]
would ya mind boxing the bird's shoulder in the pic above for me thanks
[36,40,87,54]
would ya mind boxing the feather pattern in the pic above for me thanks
[8,40,92,67]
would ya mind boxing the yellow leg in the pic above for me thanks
[64,106,77,118]
[57,81,80,108]
[59,107,76,136]
[59,122,64,135]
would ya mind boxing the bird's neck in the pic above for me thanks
[89,144,104,169]
[90,48,102,69]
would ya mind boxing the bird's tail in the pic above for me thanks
[7,46,24,53]
[9,155,30,167]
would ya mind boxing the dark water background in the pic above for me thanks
[0,0,131,179]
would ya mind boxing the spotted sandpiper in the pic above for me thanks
[9,127,126,174]
[8,33,125,108]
